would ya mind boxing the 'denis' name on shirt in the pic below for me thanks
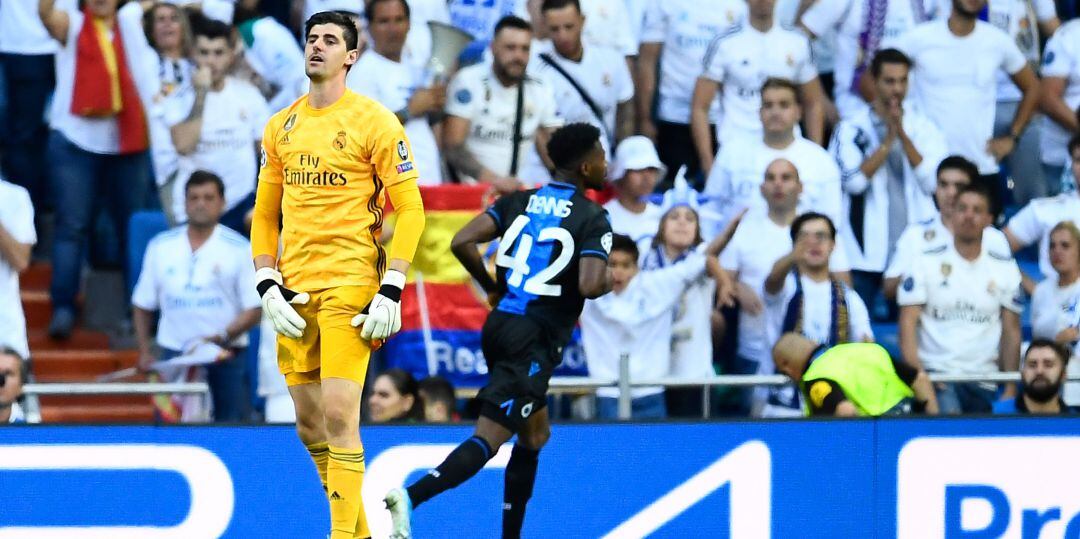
[526,195,573,218]
[283,154,348,186]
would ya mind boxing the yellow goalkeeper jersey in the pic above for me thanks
[257,89,420,291]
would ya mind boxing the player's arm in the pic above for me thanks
[251,132,309,339]
[891,356,938,414]
[451,212,502,304]
[38,0,69,44]
[352,119,427,341]
[579,210,613,299]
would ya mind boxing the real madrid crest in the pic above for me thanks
[940,263,952,286]
[284,113,297,131]
[333,131,347,150]
[924,228,936,242]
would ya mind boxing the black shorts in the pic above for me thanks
[476,311,561,431]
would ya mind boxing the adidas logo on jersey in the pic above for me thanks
[526,195,573,218]
[330,491,343,501]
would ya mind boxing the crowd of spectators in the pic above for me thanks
[3,0,1080,422]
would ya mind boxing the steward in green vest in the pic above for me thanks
[772,332,940,416]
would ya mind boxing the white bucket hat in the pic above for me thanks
[609,135,667,180]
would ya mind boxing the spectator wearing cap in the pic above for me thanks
[993,339,1072,414]
[0,347,27,424]
[39,0,159,340]
[0,176,34,360]
[603,136,665,244]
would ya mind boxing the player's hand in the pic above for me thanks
[351,269,406,341]
[255,267,309,339]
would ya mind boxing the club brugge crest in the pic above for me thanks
[284,113,297,131]
[397,140,409,160]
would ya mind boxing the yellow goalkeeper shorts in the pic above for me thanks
[277,285,379,386]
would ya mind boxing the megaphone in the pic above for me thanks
[427,21,474,83]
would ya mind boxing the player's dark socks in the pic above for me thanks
[502,444,540,539]
[406,435,494,507]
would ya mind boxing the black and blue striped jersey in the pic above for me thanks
[485,181,612,343]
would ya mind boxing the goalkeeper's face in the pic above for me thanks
[305,23,359,82]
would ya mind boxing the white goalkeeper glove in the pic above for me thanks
[255,267,309,339]
[351,269,406,341]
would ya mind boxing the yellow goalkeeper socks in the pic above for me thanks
[327,445,367,539]
[305,441,330,495]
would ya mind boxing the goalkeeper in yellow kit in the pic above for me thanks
[249,11,425,539]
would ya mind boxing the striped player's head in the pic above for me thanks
[547,123,606,189]
[304,11,360,81]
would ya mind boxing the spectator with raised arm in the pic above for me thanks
[132,172,262,422]
[142,2,194,196]
[38,0,159,339]
[1030,221,1080,409]
[898,184,1024,414]
[164,19,270,233]
[721,159,852,416]
[761,212,873,417]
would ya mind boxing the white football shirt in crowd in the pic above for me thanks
[885,215,1012,280]
[533,42,634,152]
[444,63,563,181]
[1030,277,1080,406]
[1006,192,1080,278]
[580,0,636,56]
[640,0,746,125]
[701,22,817,143]
[603,199,663,244]
[890,19,1027,175]
[897,243,1024,375]
[640,246,718,380]
[0,0,59,54]
[163,77,270,217]
[800,0,934,119]
[704,136,843,236]
[348,50,443,185]
[1040,19,1080,167]
[985,0,1056,102]
[0,179,35,359]
[131,226,262,352]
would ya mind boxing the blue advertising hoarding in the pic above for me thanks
[1,418,1078,538]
